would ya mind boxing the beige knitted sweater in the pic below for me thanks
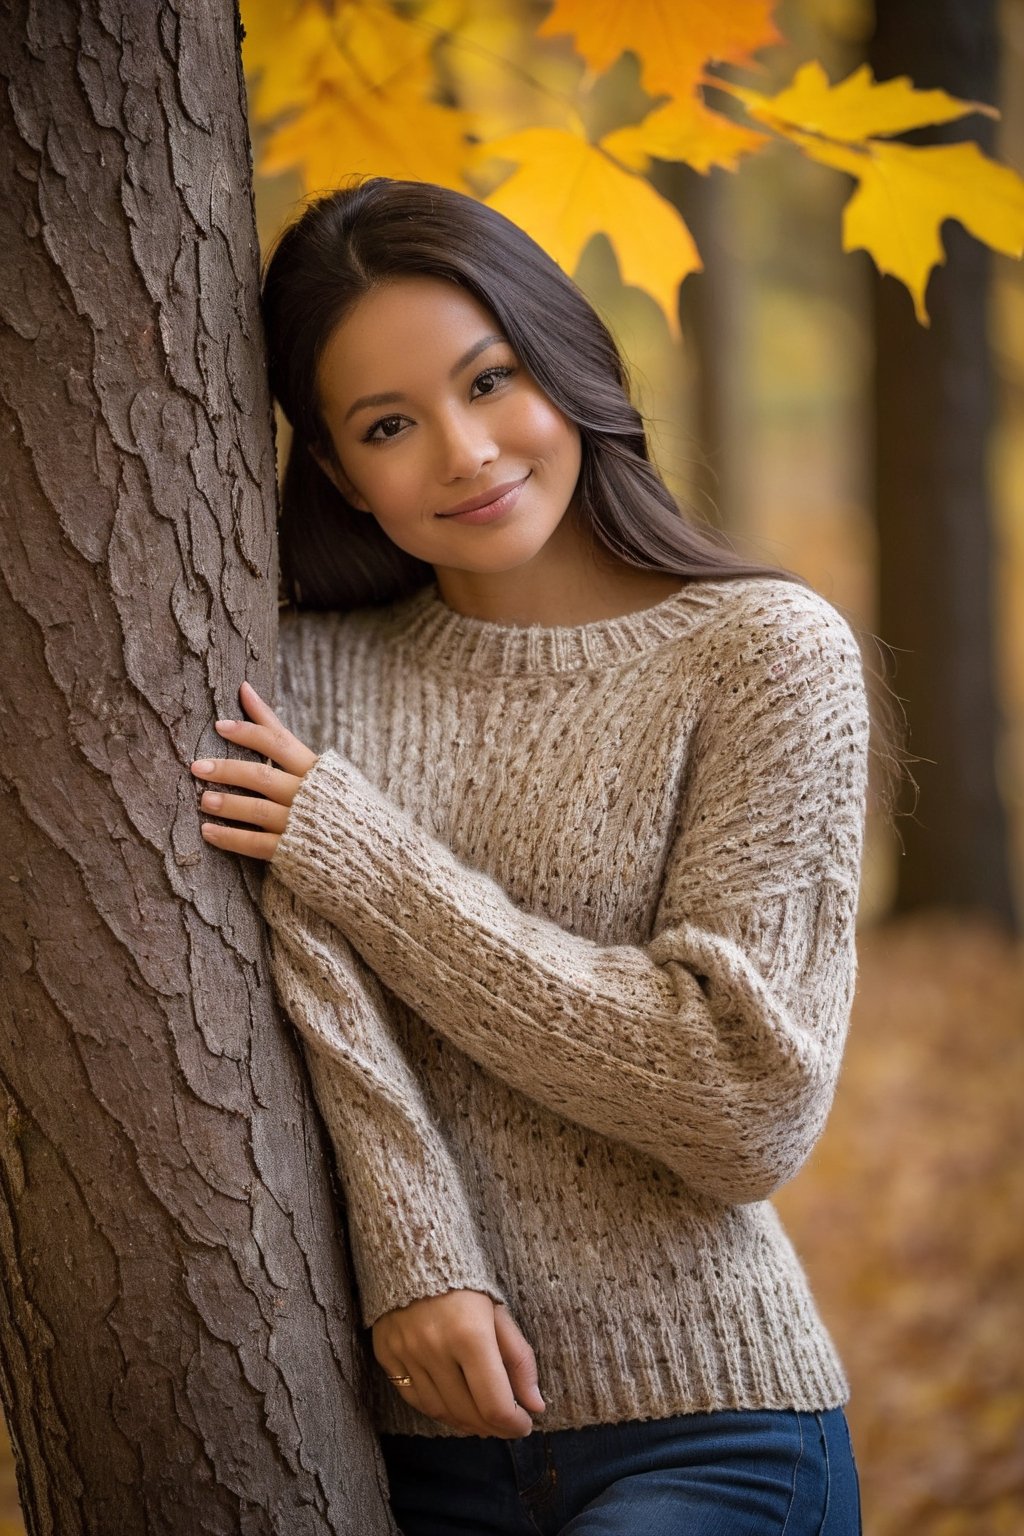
[259,573,871,1438]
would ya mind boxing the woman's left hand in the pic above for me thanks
[190,680,319,862]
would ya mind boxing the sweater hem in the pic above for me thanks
[368,1373,852,1438]
[363,1286,851,1438]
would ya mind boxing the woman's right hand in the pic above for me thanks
[371,1290,545,1437]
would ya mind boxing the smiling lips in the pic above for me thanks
[437,473,530,522]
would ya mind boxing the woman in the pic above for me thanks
[190,176,880,1533]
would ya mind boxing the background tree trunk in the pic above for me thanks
[669,163,742,534]
[869,0,1018,928]
[0,4,395,1531]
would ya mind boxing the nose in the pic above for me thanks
[436,407,498,483]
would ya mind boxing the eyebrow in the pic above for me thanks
[342,334,508,423]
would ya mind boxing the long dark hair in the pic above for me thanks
[260,176,911,831]
[260,175,806,611]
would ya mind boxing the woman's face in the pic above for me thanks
[313,276,584,579]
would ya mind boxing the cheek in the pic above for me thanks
[350,453,419,516]
[515,395,581,470]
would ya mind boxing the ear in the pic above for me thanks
[309,442,370,513]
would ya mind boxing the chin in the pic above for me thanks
[442,537,563,575]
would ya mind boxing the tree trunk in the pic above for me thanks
[0,4,395,1531]
[869,0,1017,928]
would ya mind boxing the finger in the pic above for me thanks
[198,789,290,834]
[191,757,302,807]
[402,1366,468,1433]
[214,718,317,778]
[389,1342,502,1437]
[493,1304,545,1415]
[443,1315,534,1436]
[238,679,281,723]
[200,823,279,862]
[383,1360,480,1436]
[373,1341,460,1432]
[228,685,319,777]
[431,1351,532,1439]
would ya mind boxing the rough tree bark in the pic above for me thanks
[870,0,1018,928]
[0,3,396,1531]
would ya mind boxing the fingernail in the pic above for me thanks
[192,760,215,774]
[215,720,237,731]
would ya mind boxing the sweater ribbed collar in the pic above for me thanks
[375,576,761,677]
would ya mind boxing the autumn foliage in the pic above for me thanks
[775,914,1024,1535]
[241,0,1024,332]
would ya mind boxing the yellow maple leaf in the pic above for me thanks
[436,2,581,142]
[262,66,473,191]
[714,61,1023,323]
[243,0,465,118]
[788,133,1024,324]
[723,59,998,142]
[243,0,475,193]
[333,0,465,92]
[603,91,768,176]
[536,0,782,102]
[242,0,334,121]
[475,126,700,336]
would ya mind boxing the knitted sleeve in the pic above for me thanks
[262,613,507,1327]
[259,871,508,1328]
[268,596,871,1206]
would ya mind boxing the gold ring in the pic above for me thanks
[386,1373,413,1387]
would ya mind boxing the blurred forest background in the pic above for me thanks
[2,0,1022,1533]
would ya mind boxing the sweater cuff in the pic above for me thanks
[270,747,398,927]
[347,1184,509,1331]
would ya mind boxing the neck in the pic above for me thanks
[433,505,687,628]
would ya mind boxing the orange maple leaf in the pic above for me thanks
[262,75,472,192]
[536,0,783,102]
[244,0,474,193]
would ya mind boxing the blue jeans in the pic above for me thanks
[379,1406,862,1535]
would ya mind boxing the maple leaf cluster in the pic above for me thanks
[241,0,1024,333]
[237,0,1024,331]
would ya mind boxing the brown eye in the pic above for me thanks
[472,365,516,397]
[363,414,408,444]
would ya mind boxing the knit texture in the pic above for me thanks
[260,573,871,1437]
